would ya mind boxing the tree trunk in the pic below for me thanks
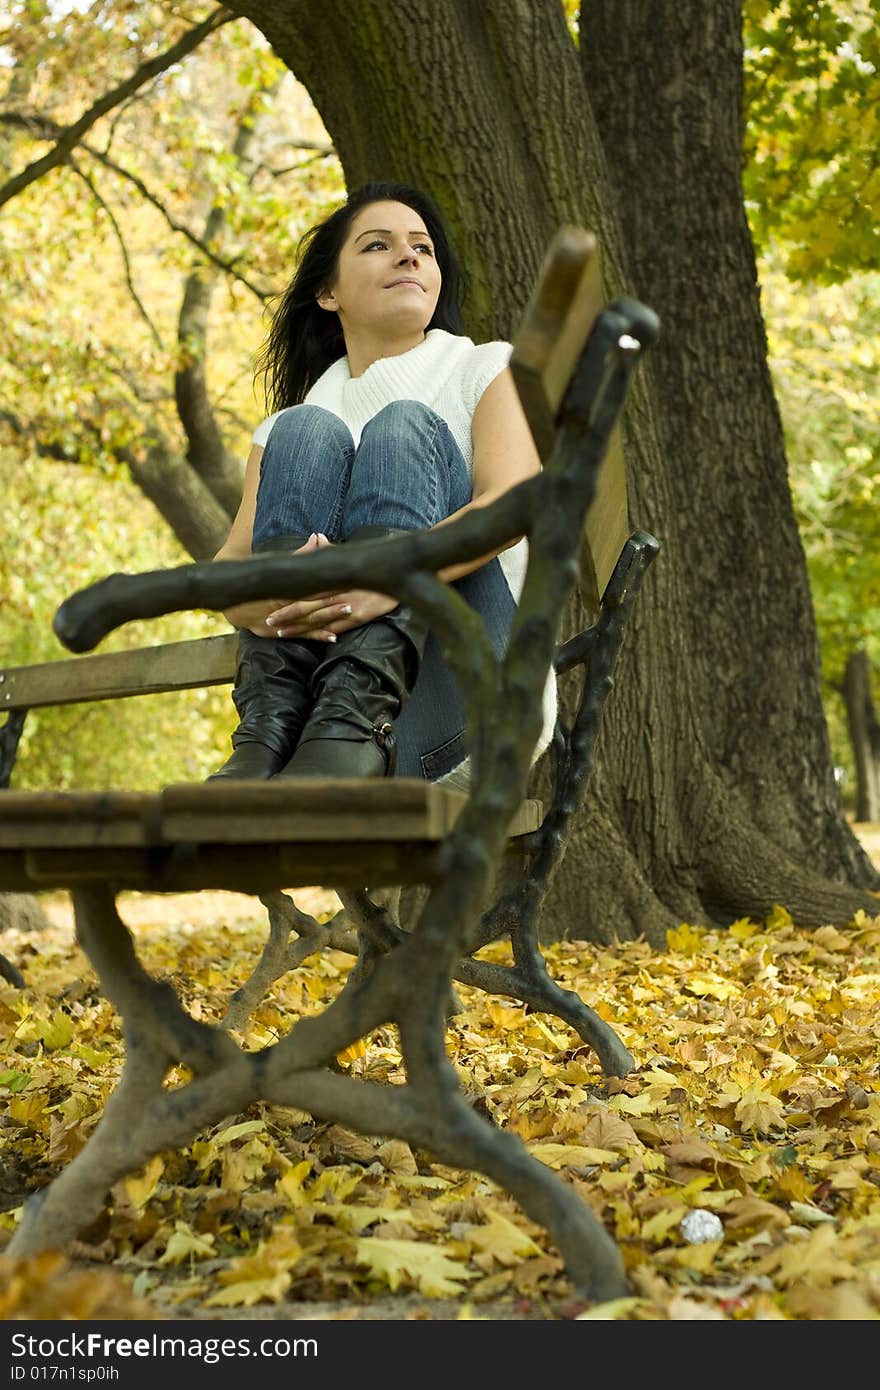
[843,649,880,824]
[0,892,51,987]
[227,0,879,942]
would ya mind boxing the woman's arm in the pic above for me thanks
[213,443,277,633]
[214,444,343,638]
[433,367,541,583]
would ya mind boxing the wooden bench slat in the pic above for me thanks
[1,842,449,893]
[160,778,469,842]
[0,634,237,711]
[0,783,543,854]
[0,790,155,847]
[510,225,629,613]
[510,226,604,458]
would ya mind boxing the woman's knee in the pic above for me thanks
[263,404,353,457]
[253,406,355,544]
[358,399,441,446]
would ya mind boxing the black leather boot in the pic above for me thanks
[207,535,324,781]
[276,526,428,779]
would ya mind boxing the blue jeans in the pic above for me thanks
[252,400,517,779]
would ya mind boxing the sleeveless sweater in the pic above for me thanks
[252,329,557,768]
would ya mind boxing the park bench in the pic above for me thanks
[0,226,660,1303]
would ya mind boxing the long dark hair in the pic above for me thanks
[255,182,467,411]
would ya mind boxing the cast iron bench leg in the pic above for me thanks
[8,882,628,1299]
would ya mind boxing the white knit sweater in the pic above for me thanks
[252,329,557,772]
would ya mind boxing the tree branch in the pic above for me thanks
[81,143,272,299]
[174,91,271,512]
[0,7,234,210]
[0,113,271,300]
[1,107,274,300]
[70,160,164,350]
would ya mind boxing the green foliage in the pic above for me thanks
[1,4,345,474]
[760,260,880,788]
[2,447,234,790]
[744,0,880,281]
[742,1,880,795]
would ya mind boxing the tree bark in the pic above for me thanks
[220,0,878,940]
[843,649,880,824]
[174,105,266,520]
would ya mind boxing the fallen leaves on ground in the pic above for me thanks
[1,894,879,1320]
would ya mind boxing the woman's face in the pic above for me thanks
[317,200,442,339]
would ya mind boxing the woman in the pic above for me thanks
[209,180,557,784]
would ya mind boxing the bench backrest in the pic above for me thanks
[509,227,628,616]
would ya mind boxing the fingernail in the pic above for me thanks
[275,629,286,638]
[339,604,352,615]
[325,633,337,643]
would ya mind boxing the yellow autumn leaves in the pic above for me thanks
[1,895,880,1318]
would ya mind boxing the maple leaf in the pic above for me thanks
[47,1112,98,1165]
[310,1166,365,1201]
[157,1221,216,1266]
[640,1207,688,1244]
[191,1118,266,1175]
[775,1166,817,1203]
[324,1204,408,1235]
[811,925,851,953]
[124,1154,165,1212]
[666,923,705,955]
[785,1281,879,1320]
[720,1195,790,1232]
[0,1253,156,1320]
[221,1137,273,1193]
[729,917,760,940]
[664,1294,727,1320]
[683,973,739,1001]
[337,1036,368,1065]
[528,1142,620,1169]
[205,1271,292,1308]
[466,1211,543,1267]
[485,1000,527,1031]
[351,1238,476,1296]
[765,903,794,931]
[319,1124,377,1164]
[275,1159,314,1206]
[608,1091,664,1117]
[18,1010,75,1051]
[375,1139,418,1175]
[576,1297,645,1320]
[204,1227,303,1307]
[578,1110,643,1153]
[734,1082,787,1134]
[754,1222,856,1286]
[660,1139,719,1167]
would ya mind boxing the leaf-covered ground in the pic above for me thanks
[2,862,880,1322]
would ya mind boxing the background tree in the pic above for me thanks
[1,0,877,946]
[220,0,879,942]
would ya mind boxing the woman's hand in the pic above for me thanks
[265,534,399,640]
[225,534,344,639]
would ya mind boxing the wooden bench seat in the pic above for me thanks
[0,781,542,892]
